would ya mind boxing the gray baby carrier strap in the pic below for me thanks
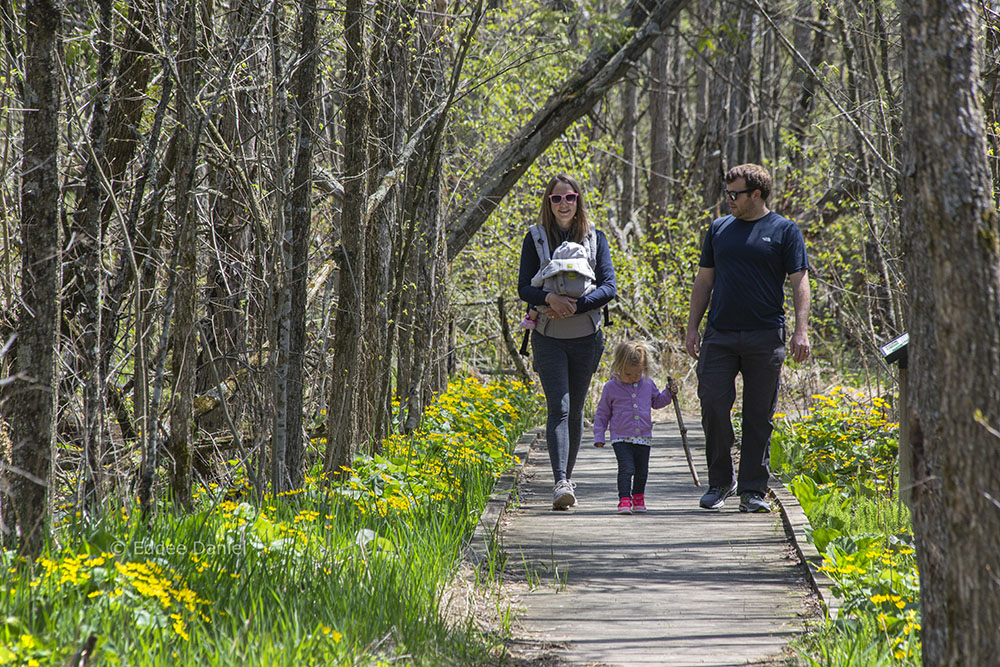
[529,224,597,271]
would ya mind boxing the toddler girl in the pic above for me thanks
[593,341,676,514]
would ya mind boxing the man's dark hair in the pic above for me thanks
[725,163,772,201]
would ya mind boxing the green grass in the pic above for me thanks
[1,376,541,666]
[794,615,919,667]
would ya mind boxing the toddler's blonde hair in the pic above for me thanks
[609,340,655,379]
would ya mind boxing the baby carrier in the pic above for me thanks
[519,225,611,355]
[530,240,596,298]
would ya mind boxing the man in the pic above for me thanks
[684,164,810,513]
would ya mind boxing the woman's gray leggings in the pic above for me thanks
[531,329,605,483]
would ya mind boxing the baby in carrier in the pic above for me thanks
[520,241,596,329]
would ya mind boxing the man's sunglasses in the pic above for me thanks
[548,192,579,204]
[725,188,753,201]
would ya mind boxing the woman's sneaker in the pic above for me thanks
[617,497,633,515]
[631,494,647,513]
[552,480,576,510]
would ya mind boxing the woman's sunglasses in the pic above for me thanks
[548,192,579,204]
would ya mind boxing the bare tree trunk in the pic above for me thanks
[9,0,62,557]
[64,0,155,376]
[756,18,776,164]
[166,1,200,510]
[647,34,673,260]
[325,0,369,474]
[363,0,408,449]
[787,1,828,187]
[725,2,755,167]
[270,1,293,491]
[198,0,261,435]
[74,0,113,510]
[701,61,727,217]
[428,228,449,397]
[900,2,1000,662]
[135,82,176,518]
[619,74,638,238]
[401,1,446,432]
[284,0,319,488]
[395,284,414,406]
[98,0,158,496]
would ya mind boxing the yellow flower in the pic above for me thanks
[171,614,190,641]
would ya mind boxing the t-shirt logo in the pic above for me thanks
[762,236,772,242]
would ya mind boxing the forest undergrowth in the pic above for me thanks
[1,377,540,666]
[773,385,920,666]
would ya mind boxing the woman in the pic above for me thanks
[517,174,617,510]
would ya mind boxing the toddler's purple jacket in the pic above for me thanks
[593,375,673,444]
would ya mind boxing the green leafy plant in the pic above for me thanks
[774,386,920,665]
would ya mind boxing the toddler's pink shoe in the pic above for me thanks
[617,497,633,515]
[519,315,536,329]
[631,494,647,513]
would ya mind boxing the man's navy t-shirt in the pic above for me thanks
[699,211,809,330]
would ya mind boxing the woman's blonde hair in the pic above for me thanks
[609,340,655,379]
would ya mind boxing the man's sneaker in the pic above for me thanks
[552,480,576,510]
[699,481,737,509]
[617,497,633,514]
[631,494,647,513]
[739,490,771,513]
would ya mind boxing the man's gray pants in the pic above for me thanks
[696,327,785,494]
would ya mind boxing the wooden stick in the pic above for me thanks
[668,376,700,487]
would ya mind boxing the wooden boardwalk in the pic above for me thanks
[497,420,816,666]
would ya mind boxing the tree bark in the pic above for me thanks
[325,0,369,475]
[725,2,755,167]
[363,0,408,449]
[647,33,673,260]
[900,2,1000,663]
[270,0,293,492]
[135,82,176,518]
[284,0,319,488]
[786,0,827,184]
[9,0,62,558]
[619,74,638,238]
[74,0,113,510]
[166,1,200,510]
[400,0,447,433]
